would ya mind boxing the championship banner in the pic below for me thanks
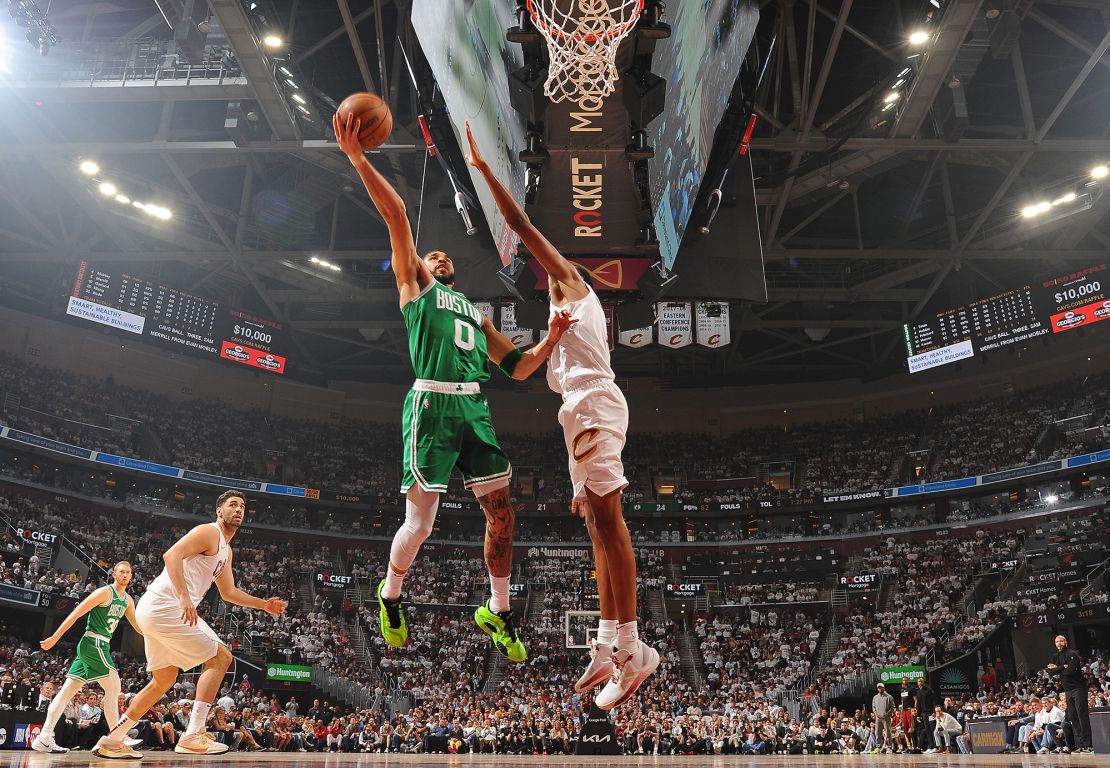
[695,302,730,348]
[619,325,653,348]
[500,304,535,348]
[473,301,494,322]
[265,663,312,682]
[657,302,693,348]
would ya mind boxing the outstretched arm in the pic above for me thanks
[214,549,288,616]
[335,112,430,305]
[465,123,587,301]
[481,311,576,381]
[40,586,111,650]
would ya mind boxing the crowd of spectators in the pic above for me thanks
[3,353,1109,506]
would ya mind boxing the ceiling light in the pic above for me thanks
[98,182,117,196]
[310,256,320,263]
[263,35,283,49]
[279,66,293,77]
[79,160,99,176]
[1091,165,1109,180]
[1045,494,1058,504]
[132,201,147,210]
[296,104,310,114]
[883,91,900,103]
[898,67,911,77]
[1051,193,1076,206]
[909,30,930,46]
[152,207,172,220]
[114,194,130,204]
[291,94,306,104]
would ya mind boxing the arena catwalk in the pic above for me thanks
[1,756,1109,767]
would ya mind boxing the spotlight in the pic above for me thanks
[883,92,900,104]
[98,182,117,196]
[1051,193,1076,206]
[1045,494,1058,505]
[291,94,306,104]
[310,256,320,263]
[132,201,146,210]
[79,160,99,176]
[1091,165,1109,180]
[279,66,293,77]
[909,30,929,46]
[114,194,130,204]
[263,35,283,49]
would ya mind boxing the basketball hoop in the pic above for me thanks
[527,0,643,103]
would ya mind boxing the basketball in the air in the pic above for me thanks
[336,92,393,150]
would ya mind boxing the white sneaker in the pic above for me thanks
[93,736,143,759]
[594,642,660,711]
[174,732,230,755]
[574,640,616,693]
[31,733,69,754]
[125,738,144,748]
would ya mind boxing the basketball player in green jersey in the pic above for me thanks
[336,112,574,663]
[33,561,143,753]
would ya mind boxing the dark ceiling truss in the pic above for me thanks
[1,0,1108,384]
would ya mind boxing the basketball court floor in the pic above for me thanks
[1,754,1107,767]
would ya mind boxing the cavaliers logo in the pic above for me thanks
[569,259,623,290]
[572,428,602,463]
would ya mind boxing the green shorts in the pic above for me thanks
[401,388,511,494]
[67,635,116,682]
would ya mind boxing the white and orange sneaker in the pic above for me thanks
[595,642,660,711]
[574,639,616,693]
[174,732,230,755]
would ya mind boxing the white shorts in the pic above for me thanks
[136,591,222,672]
[558,379,629,500]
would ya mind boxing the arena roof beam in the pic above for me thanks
[207,0,304,141]
[5,80,254,103]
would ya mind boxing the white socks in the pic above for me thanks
[616,620,639,653]
[105,717,137,745]
[186,701,212,735]
[598,619,618,646]
[41,677,83,737]
[383,487,440,600]
[488,575,510,613]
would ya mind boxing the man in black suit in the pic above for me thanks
[1048,635,1091,754]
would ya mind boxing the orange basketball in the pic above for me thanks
[336,92,393,150]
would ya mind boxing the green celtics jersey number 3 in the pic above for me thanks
[402,281,490,383]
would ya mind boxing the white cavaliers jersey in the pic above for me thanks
[546,285,615,395]
[146,523,230,607]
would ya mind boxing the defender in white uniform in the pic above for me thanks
[94,490,288,759]
[466,124,658,710]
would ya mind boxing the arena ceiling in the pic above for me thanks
[0,0,1108,386]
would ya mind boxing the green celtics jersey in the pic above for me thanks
[86,585,128,637]
[402,280,490,383]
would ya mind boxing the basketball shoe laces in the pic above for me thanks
[497,608,520,643]
[382,597,403,629]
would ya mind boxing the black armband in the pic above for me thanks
[498,348,523,376]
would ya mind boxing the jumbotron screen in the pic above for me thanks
[66,261,289,375]
[903,263,1108,373]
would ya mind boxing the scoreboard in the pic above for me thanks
[904,263,1108,373]
[66,261,289,375]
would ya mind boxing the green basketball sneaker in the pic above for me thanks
[474,601,527,662]
[376,579,408,648]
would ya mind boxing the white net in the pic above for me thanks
[528,0,643,103]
